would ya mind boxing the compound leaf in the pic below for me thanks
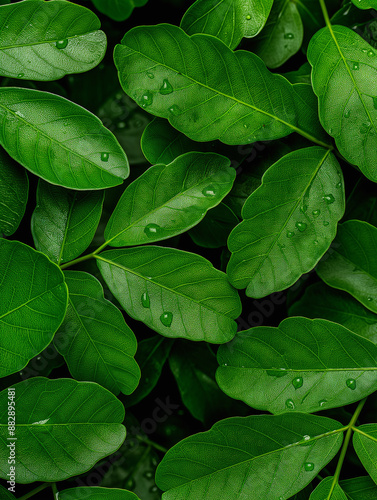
[91,0,148,21]
[353,424,377,484]
[59,487,141,500]
[309,477,347,500]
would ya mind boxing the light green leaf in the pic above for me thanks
[59,487,141,500]
[227,147,345,298]
[0,87,129,190]
[252,0,303,68]
[308,25,377,182]
[31,180,104,265]
[180,0,273,49]
[0,0,106,81]
[114,24,330,147]
[91,0,148,21]
[340,476,377,499]
[0,240,68,378]
[54,271,140,396]
[289,282,377,344]
[0,147,28,236]
[309,477,347,500]
[0,377,126,483]
[351,0,377,9]
[155,413,343,500]
[96,246,241,343]
[216,317,377,414]
[317,220,377,314]
[353,424,377,484]
[104,152,235,247]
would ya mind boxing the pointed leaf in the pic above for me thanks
[59,487,141,500]
[0,240,68,378]
[96,246,241,343]
[216,317,377,414]
[309,477,347,500]
[340,476,377,499]
[104,152,235,247]
[91,0,148,21]
[155,413,343,500]
[0,88,129,190]
[351,0,377,9]
[227,147,345,298]
[0,378,126,483]
[353,424,377,484]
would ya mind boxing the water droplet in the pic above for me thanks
[141,292,150,308]
[368,50,374,57]
[373,97,377,110]
[292,377,303,389]
[168,104,181,116]
[304,462,314,471]
[144,223,161,238]
[266,368,288,378]
[140,91,153,108]
[159,79,174,95]
[285,398,295,410]
[303,435,310,441]
[160,312,173,327]
[353,62,359,70]
[336,182,342,188]
[360,122,370,134]
[149,486,158,493]
[246,14,251,20]
[223,363,228,366]
[323,221,329,226]
[367,296,373,301]
[284,33,294,39]
[312,209,320,217]
[101,152,109,162]
[314,240,319,245]
[328,127,333,134]
[118,121,126,129]
[346,378,357,390]
[56,39,68,49]
[17,72,24,78]
[286,231,295,238]
[144,470,154,479]
[126,478,135,489]
[147,71,154,79]
[344,109,351,118]
[243,123,249,129]
[295,222,307,232]
[202,186,216,196]
[15,110,25,118]
[323,194,335,204]
[319,399,327,407]
[300,204,308,213]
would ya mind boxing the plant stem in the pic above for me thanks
[59,251,96,270]
[136,435,168,453]
[52,483,59,499]
[318,0,332,28]
[18,482,51,500]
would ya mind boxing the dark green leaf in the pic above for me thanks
[309,477,347,500]
[59,487,141,500]
[0,485,14,499]
[340,476,377,499]
[353,424,377,483]
[91,0,148,21]
[284,62,312,84]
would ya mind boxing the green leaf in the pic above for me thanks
[0,0,106,81]
[155,413,343,500]
[31,181,104,265]
[351,0,377,9]
[180,0,273,49]
[91,0,148,21]
[54,271,140,396]
[96,246,241,343]
[114,24,330,147]
[309,477,347,500]
[284,62,312,84]
[353,424,377,484]
[317,220,377,314]
[0,87,129,190]
[227,147,345,298]
[0,240,68,378]
[216,317,377,414]
[59,487,141,500]
[0,147,28,236]
[252,0,303,68]
[292,84,328,143]
[340,476,377,499]
[344,178,377,228]
[104,152,235,247]
[289,282,377,344]
[307,25,377,182]
[0,377,126,483]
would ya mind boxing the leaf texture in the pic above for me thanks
[91,0,148,21]
[353,424,377,484]
[309,477,347,500]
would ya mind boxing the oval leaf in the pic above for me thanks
[216,317,377,414]
[0,378,126,483]
[227,147,345,298]
[0,0,106,81]
[59,487,141,500]
[0,240,68,377]
[309,477,347,500]
[353,424,377,484]
[340,476,377,499]
[91,0,148,21]
[96,246,241,343]
[0,87,129,190]
[351,0,377,9]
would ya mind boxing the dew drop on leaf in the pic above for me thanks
[144,470,154,479]
[323,221,329,226]
[286,231,295,238]
[346,378,357,390]
[303,434,310,442]
[144,223,161,238]
[304,462,314,472]
[319,399,327,407]
[202,186,216,196]
[17,72,24,78]
[246,14,251,20]
[285,398,295,410]
[312,209,320,217]
[141,292,150,308]
[140,91,153,108]
[159,79,174,95]
[300,204,308,213]
[160,311,173,327]
[352,62,359,70]
[314,240,319,245]
[360,122,370,134]
[266,368,288,377]
[101,152,109,162]
[323,194,335,204]
[284,33,294,39]
[368,50,374,57]
[344,109,351,118]
[56,39,68,49]
[168,104,181,116]
[295,222,307,232]
[243,123,249,129]
[336,181,342,188]
[147,71,155,79]
[292,377,303,389]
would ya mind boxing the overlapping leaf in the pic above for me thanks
[0,378,126,483]
[216,317,377,414]
[227,147,345,298]
[96,246,241,343]
[351,0,377,9]
[59,487,141,500]
[155,413,343,500]
[91,0,148,21]
[353,425,377,484]
[309,477,347,500]
[0,240,68,378]
[0,485,14,499]
[340,476,377,499]
[104,152,235,247]
[0,88,129,190]
[0,0,106,81]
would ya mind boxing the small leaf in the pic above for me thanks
[340,476,377,499]
[0,485,16,499]
[0,0,107,81]
[96,246,241,343]
[91,0,148,21]
[216,317,377,414]
[104,152,235,247]
[309,477,347,500]
[351,0,377,9]
[0,240,68,378]
[0,88,129,190]
[353,424,377,484]
[58,487,141,500]
[0,378,126,483]
[32,180,104,265]
[155,413,343,500]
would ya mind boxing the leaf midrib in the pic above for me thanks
[0,31,100,51]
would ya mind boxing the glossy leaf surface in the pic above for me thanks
[351,0,377,9]
[353,424,377,484]
[309,477,347,500]
[59,487,141,500]
[91,0,148,21]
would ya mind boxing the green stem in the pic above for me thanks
[17,483,51,500]
[318,0,332,28]
[59,251,96,270]
[136,435,168,454]
[51,483,59,499]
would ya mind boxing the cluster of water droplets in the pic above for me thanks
[141,291,173,327]
[139,74,183,117]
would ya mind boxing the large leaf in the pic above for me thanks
[289,282,377,344]
[316,220,377,314]
[114,24,330,147]
[91,0,148,21]
[340,476,377,499]
[0,0,106,81]
[0,378,126,483]
[155,413,343,500]
[227,147,345,298]
[216,317,377,414]
[308,25,377,182]
[96,246,241,343]
[59,487,140,500]
[54,271,140,396]
[0,240,68,378]
[0,88,129,190]
[353,424,377,484]
[309,477,347,500]
[180,0,273,49]
[0,147,28,236]
[104,152,235,247]
[32,181,104,265]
